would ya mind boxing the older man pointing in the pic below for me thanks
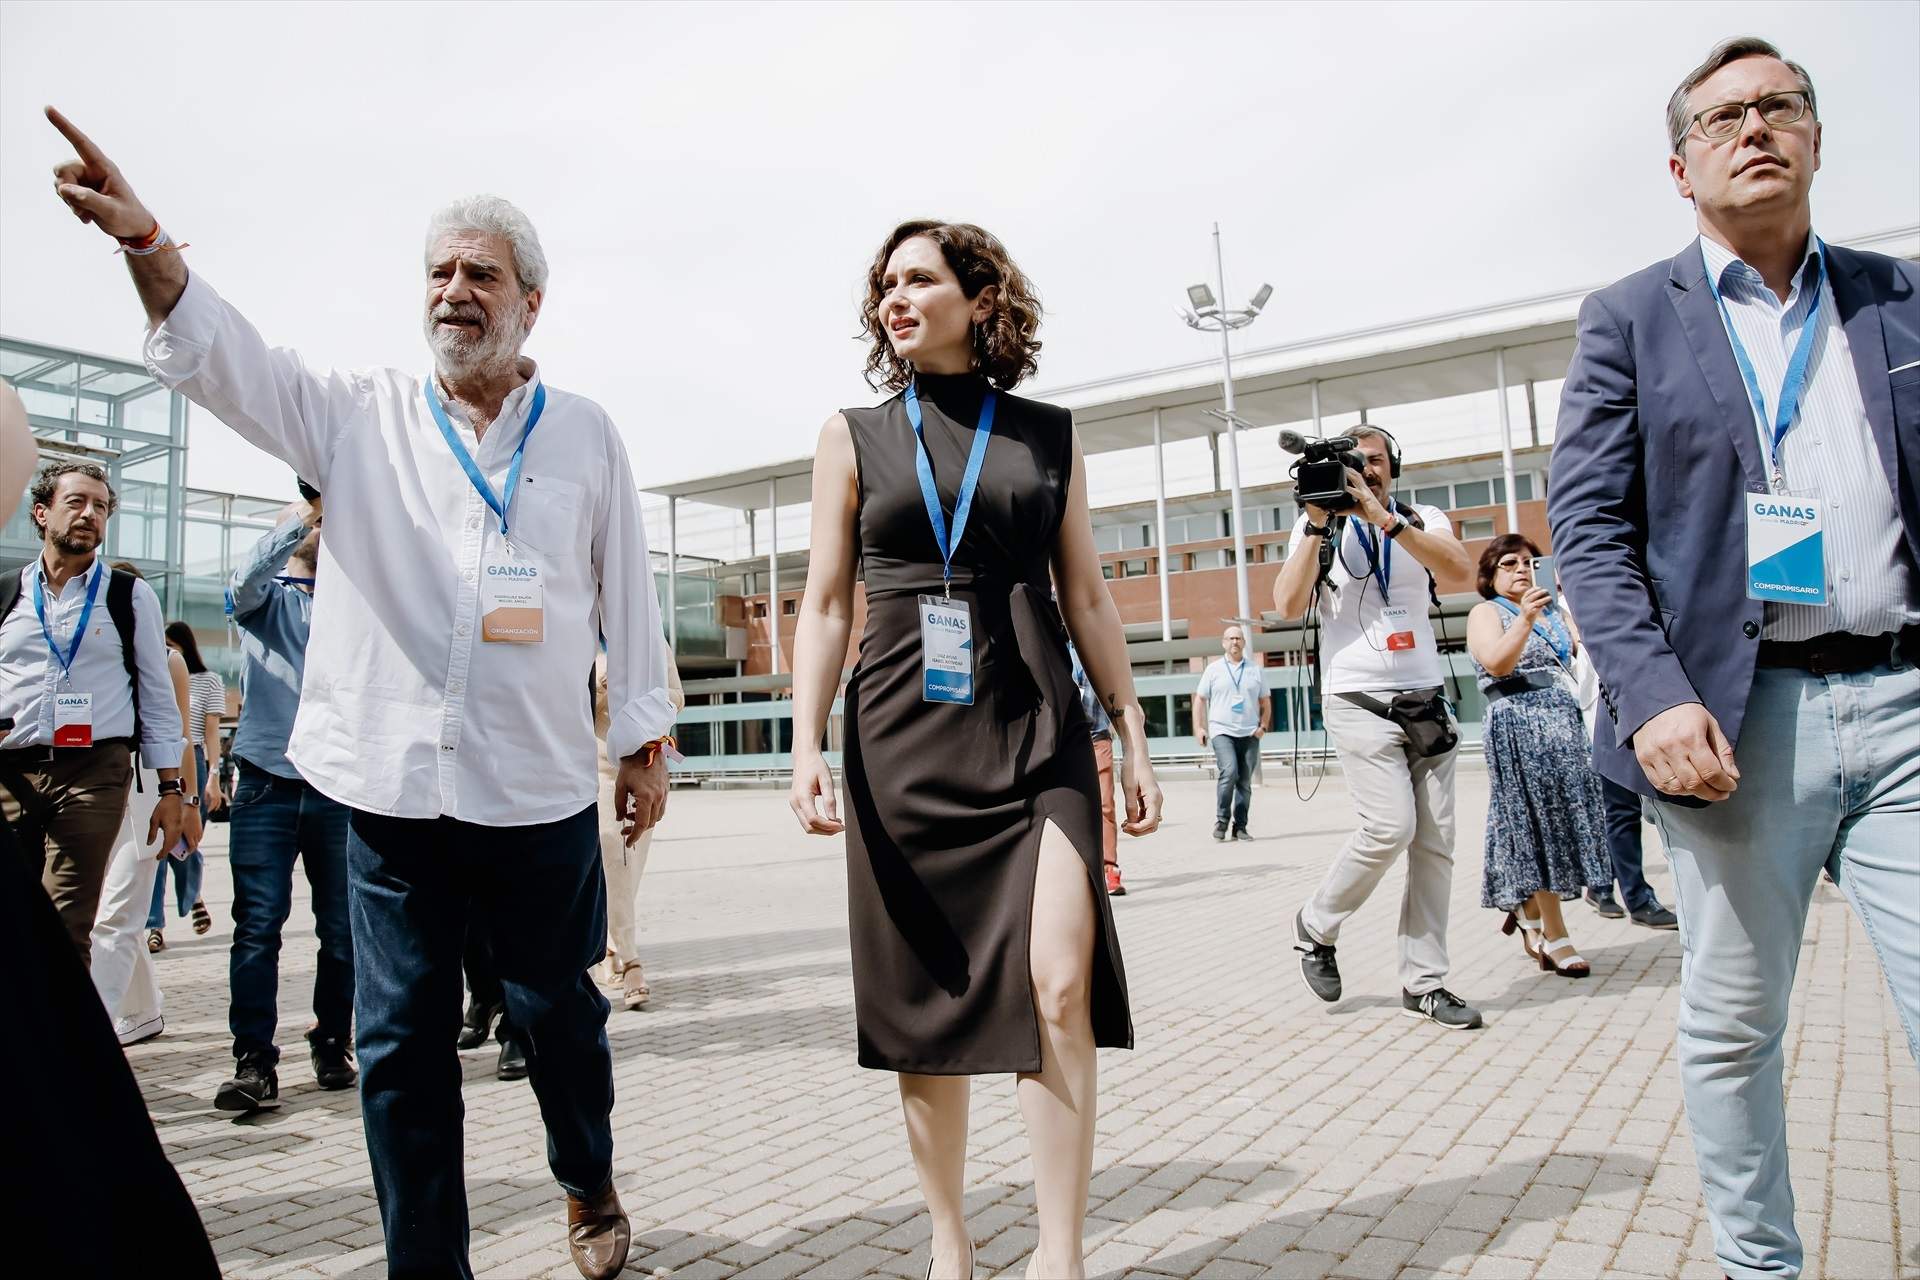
[48,107,673,1280]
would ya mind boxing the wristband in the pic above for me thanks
[1301,522,1330,538]
[115,224,189,257]
[156,779,183,797]
[1383,514,1409,541]
[635,735,677,768]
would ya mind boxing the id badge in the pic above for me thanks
[1380,606,1418,652]
[480,542,545,644]
[1230,698,1247,715]
[919,595,974,705]
[1745,493,1828,606]
[53,691,93,747]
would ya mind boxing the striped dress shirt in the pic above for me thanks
[1700,232,1920,642]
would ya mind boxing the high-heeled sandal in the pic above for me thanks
[1538,935,1591,978]
[927,1238,975,1280]
[1501,905,1545,960]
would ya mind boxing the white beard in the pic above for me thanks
[425,302,529,383]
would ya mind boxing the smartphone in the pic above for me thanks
[1530,555,1557,605]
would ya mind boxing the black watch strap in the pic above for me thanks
[1302,522,1330,538]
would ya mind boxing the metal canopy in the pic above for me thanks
[1052,292,1586,455]
[649,457,815,511]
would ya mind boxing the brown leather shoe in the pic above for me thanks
[565,1180,630,1279]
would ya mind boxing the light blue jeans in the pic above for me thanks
[1648,656,1920,1280]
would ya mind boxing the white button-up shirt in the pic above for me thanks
[0,558,183,757]
[144,272,674,826]
[1700,232,1919,642]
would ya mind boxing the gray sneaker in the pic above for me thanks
[1401,987,1483,1030]
[1293,910,1341,1003]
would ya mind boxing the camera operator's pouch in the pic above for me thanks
[1338,688,1458,758]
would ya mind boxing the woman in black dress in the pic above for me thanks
[788,221,1163,1280]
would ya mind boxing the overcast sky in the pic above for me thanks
[3,0,1916,511]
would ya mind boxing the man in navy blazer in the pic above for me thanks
[1549,36,1919,1280]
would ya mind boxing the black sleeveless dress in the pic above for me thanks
[841,372,1133,1074]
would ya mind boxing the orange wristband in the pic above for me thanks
[117,222,162,250]
[635,736,676,768]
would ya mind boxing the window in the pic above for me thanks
[782,599,796,616]
[752,602,768,618]
[1415,484,1450,509]
[1453,480,1492,508]
[1514,473,1534,501]
[1101,563,1116,580]
[1094,525,1125,553]
[1123,559,1148,577]
[1191,549,1223,570]
[1459,517,1496,540]
[1167,553,1185,574]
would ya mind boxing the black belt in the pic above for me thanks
[1756,625,1920,676]
[0,737,136,767]
[1481,671,1559,703]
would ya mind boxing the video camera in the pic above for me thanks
[1278,430,1365,512]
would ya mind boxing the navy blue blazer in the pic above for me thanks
[1548,239,1920,800]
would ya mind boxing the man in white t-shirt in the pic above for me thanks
[1272,426,1483,1031]
[1192,626,1269,841]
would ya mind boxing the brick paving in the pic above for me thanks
[127,772,1916,1279]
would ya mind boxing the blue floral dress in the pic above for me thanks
[1474,606,1611,910]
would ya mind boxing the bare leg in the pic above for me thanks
[1534,890,1571,943]
[1018,821,1098,1280]
[899,1072,972,1279]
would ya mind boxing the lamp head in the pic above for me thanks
[1249,283,1274,313]
[1186,283,1217,311]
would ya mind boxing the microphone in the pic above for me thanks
[1278,428,1312,455]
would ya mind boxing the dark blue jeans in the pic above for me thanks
[227,759,354,1062]
[1599,772,1656,910]
[1212,732,1260,829]
[348,803,612,1280]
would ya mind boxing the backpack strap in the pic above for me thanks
[106,569,143,758]
[0,568,20,626]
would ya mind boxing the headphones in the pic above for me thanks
[1357,424,1403,480]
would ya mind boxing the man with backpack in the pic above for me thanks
[0,460,188,966]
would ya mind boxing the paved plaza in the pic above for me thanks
[127,773,1915,1280]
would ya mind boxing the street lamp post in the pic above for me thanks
[1179,223,1272,627]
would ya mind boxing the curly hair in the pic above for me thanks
[30,460,117,535]
[860,220,1043,392]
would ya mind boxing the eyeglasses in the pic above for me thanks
[1679,90,1811,148]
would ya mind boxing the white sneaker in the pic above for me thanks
[115,1011,165,1046]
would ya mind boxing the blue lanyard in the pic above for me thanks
[1494,596,1572,665]
[425,377,547,541]
[1703,240,1826,490]
[1355,523,1392,599]
[905,382,997,595]
[1225,659,1247,692]
[33,561,102,685]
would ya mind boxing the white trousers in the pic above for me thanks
[90,767,167,1027]
[598,743,655,969]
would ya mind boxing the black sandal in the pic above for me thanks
[191,900,212,935]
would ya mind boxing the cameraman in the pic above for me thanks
[1272,427,1482,1029]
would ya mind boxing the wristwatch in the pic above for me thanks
[1301,521,1330,538]
[1383,513,1409,541]
[185,794,201,809]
